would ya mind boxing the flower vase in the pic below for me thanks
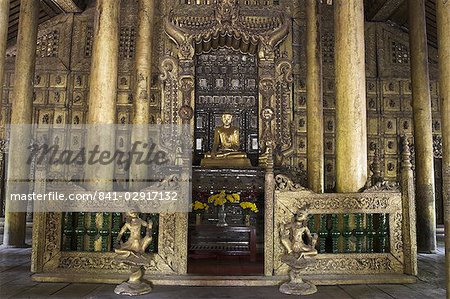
[245,214,251,226]
[217,204,228,227]
[195,213,202,225]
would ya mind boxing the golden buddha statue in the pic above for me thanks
[201,113,251,167]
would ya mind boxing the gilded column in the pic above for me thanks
[408,0,436,253]
[129,0,155,191]
[334,0,367,192]
[436,0,450,295]
[85,0,120,191]
[0,0,10,135]
[3,0,39,246]
[306,0,324,193]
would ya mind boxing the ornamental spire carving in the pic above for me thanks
[165,1,289,59]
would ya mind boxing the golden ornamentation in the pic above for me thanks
[363,181,401,192]
[159,55,180,125]
[275,174,308,192]
[279,208,318,295]
[274,189,406,276]
[113,211,153,296]
[164,0,289,60]
[22,1,421,286]
[201,114,251,167]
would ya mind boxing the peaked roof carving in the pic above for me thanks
[164,0,290,59]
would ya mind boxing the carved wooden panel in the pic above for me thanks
[274,190,405,275]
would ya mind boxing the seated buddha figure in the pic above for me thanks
[201,114,251,167]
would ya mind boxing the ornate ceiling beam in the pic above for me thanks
[42,0,86,13]
[365,0,405,21]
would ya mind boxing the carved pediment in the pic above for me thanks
[165,0,289,59]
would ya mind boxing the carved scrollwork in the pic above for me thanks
[44,212,61,266]
[58,253,168,273]
[164,0,289,59]
[293,196,392,211]
[275,59,293,152]
[59,255,129,272]
[275,59,293,84]
[392,212,403,260]
[433,135,442,158]
[275,174,307,192]
[159,56,179,125]
[259,78,275,100]
[363,181,401,193]
[179,77,194,106]
[159,56,178,82]
[0,139,8,153]
[157,213,177,273]
[302,257,394,273]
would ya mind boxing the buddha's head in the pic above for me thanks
[221,114,233,127]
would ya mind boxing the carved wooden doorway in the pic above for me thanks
[161,0,291,276]
[193,48,259,166]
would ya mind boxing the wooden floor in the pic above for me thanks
[0,228,446,298]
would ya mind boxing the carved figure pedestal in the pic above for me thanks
[279,254,317,296]
[114,265,152,296]
[114,252,152,296]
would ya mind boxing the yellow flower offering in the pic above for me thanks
[240,201,259,213]
[193,201,209,211]
[226,193,240,203]
[207,190,240,206]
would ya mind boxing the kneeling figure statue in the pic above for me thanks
[114,211,153,296]
[279,209,318,295]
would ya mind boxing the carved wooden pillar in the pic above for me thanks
[334,0,367,192]
[84,0,120,252]
[0,0,9,137]
[129,0,155,191]
[3,0,39,247]
[85,0,120,191]
[259,60,276,276]
[401,137,418,275]
[436,0,450,294]
[306,0,324,193]
[408,0,436,253]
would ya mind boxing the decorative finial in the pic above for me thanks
[370,145,382,185]
[401,136,412,169]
